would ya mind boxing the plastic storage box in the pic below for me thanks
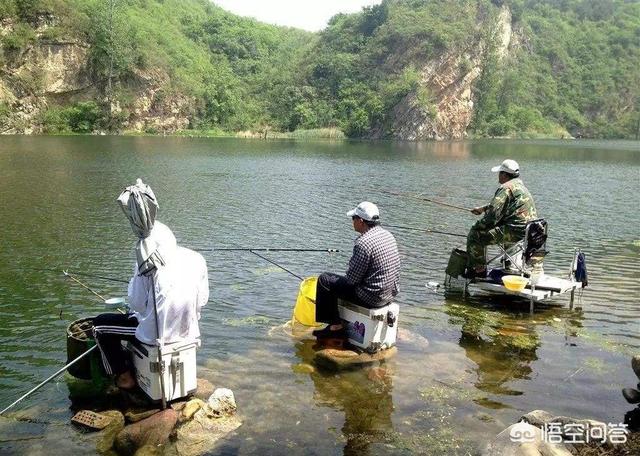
[126,338,199,402]
[337,300,399,353]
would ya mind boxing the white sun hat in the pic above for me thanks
[346,201,380,222]
[491,159,520,174]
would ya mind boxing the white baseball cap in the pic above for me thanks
[347,201,380,222]
[491,159,520,175]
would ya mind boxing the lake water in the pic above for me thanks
[0,136,639,455]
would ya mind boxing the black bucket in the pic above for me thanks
[66,317,101,380]
[445,248,468,278]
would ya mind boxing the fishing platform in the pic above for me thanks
[442,219,587,309]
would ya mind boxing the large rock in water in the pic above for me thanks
[175,408,242,455]
[483,422,573,456]
[314,347,397,370]
[114,408,178,455]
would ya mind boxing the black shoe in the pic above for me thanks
[312,326,346,339]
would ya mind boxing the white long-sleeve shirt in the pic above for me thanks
[128,246,209,345]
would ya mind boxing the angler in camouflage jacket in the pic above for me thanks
[466,159,537,277]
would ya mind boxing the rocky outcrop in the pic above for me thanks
[372,6,513,140]
[0,14,193,134]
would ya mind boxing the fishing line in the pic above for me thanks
[379,189,474,212]
[196,248,339,253]
[27,267,129,284]
[383,224,467,238]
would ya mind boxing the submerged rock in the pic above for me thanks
[314,347,397,370]
[175,408,242,456]
[96,410,125,453]
[114,408,178,455]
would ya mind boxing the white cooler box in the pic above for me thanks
[337,300,399,353]
[126,338,200,402]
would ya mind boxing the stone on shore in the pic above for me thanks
[175,408,242,456]
[96,410,125,453]
[483,422,573,456]
[207,388,237,416]
[114,408,178,455]
[125,409,161,424]
[314,346,397,370]
[632,355,640,380]
[521,410,556,427]
[181,399,206,421]
[194,378,215,401]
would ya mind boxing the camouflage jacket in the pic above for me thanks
[473,178,537,234]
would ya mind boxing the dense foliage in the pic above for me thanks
[0,0,638,138]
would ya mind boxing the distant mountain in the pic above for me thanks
[0,0,638,139]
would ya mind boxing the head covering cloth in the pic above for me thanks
[117,178,173,275]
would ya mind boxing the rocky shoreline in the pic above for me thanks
[71,378,241,455]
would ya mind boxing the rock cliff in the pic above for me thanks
[371,6,513,140]
[0,15,193,134]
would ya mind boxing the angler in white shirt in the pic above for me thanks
[93,180,209,389]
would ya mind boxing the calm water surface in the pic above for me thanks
[0,137,639,455]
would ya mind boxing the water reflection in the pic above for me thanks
[293,339,395,456]
[443,298,586,409]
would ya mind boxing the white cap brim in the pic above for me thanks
[491,165,502,172]
[346,209,356,217]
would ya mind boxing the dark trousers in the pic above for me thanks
[93,313,139,376]
[315,272,364,325]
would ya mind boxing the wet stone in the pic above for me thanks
[181,399,205,422]
[96,410,125,453]
[483,422,573,456]
[125,409,161,424]
[194,378,215,401]
[520,410,555,427]
[175,408,242,456]
[632,355,640,380]
[114,408,178,456]
[314,346,397,370]
[207,388,237,416]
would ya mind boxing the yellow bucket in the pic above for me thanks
[292,276,322,327]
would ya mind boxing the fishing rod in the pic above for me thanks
[0,345,97,415]
[64,270,105,301]
[383,224,467,238]
[379,189,473,212]
[197,248,340,253]
[63,271,126,314]
[249,250,304,281]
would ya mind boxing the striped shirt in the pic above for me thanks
[346,226,400,307]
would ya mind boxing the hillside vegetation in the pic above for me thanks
[0,0,638,139]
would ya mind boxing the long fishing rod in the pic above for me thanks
[0,345,97,415]
[384,224,467,238]
[63,271,126,314]
[380,189,473,212]
[249,250,304,281]
[63,270,106,301]
[197,248,339,253]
